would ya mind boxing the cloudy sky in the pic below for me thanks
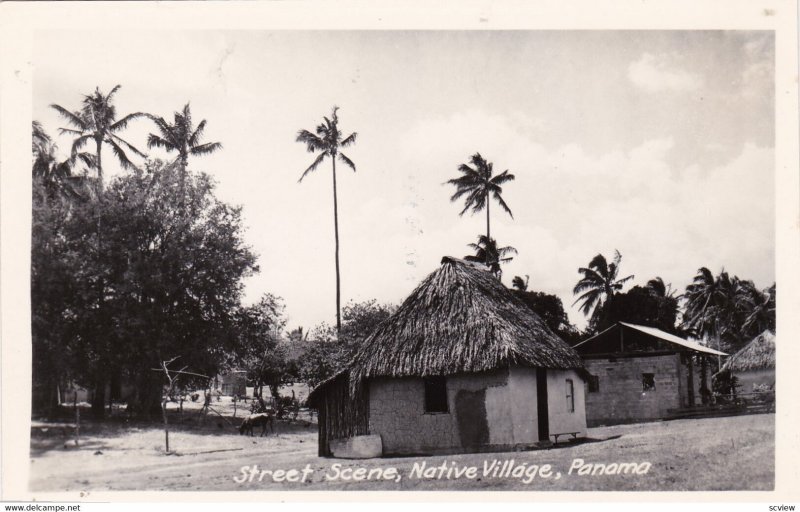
[33,30,775,330]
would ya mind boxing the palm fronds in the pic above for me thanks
[572,250,634,318]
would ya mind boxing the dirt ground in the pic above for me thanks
[29,403,774,492]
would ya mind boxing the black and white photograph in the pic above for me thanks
[1,0,799,501]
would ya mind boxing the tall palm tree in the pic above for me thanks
[296,106,358,332]
[147,103,222,203]
[572,250,634,320]
[51,85,145,193]
[464,235,517,277]
[447,153,515,243]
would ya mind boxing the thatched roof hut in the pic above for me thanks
[309,257,588,457]
[721,330,775,373]
[347,256,583,384]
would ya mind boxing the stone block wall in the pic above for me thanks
[583,353,682,426]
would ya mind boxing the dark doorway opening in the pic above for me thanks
[536,368,549,441]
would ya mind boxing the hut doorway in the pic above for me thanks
[536,368,549,441]
[455,389,489,450]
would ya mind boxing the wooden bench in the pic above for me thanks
[550,432,580,444]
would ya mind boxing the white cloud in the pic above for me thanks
[320,110,775,330]
[741,34,774,99]
[628,53,703,93]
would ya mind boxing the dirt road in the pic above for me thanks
[29,413,774,492]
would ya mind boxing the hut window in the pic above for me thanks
[642,373,656,391]
[424,377,448,413]
[566,379,575,413]
[588,374,600,393]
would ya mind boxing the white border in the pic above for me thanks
[1,0,798,502]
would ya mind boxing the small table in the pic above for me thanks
[550,432,580,445]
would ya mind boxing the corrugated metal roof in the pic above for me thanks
[618,322,728,356]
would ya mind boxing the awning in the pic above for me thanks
[574,322,727,356]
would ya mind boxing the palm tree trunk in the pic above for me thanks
[486,197,491,241]
[180,155,188,214]
[95,138,104,194]
[332,157,342,332]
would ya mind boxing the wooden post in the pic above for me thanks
[151,360,209,455]
[162,396,170,454]
[687,354,695,407]
[73,390,80,447]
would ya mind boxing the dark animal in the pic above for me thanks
[239,412,275,437]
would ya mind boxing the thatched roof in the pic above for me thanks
[347,256,583,384]
[720,330,775,372]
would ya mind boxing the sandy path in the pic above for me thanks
[29,413,774,492]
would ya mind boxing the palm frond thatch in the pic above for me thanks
[347,256,583,386]
[720,330,775,372]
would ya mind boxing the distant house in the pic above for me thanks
[309,257,587,457]
[719,330,775,391]
[218,370,247,397]
[573,322,727,427]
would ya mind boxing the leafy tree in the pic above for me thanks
[593,285,679,333]
[297,323,340,388]
[512,275,529,291]
[296,107,358,332]
[446,153,515,243]
[234,294,289,398]
[572,250,634,328]
[31,122,97,415]
[645,276,679,299]
[298,300,394,388]
[46,159,258,416]
[511,288,579,344]
[464,235,517,278]
[147,103,222,205]
[51,85,145,192]
[339,299,395,345]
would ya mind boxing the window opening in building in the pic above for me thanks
[566,379,575,413]
[588,374,600,393]
[642,373,656,391]
[424,376,448,413]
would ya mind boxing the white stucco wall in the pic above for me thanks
[368,370,508,455]
[368,366,588,455]
[506,366,539,444]
[546,369,588,437]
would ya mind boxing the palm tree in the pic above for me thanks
[740,282,776,335]
[683,267,740,370]
[50,85,145,193]
[296,106,358,332]
[512,275,529,292]
[464,235,517,277]
[447,153,515,243]
[32,121,95,201]
[646,277,679,299]
[572,250,634,321]
[147,103,222,203]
